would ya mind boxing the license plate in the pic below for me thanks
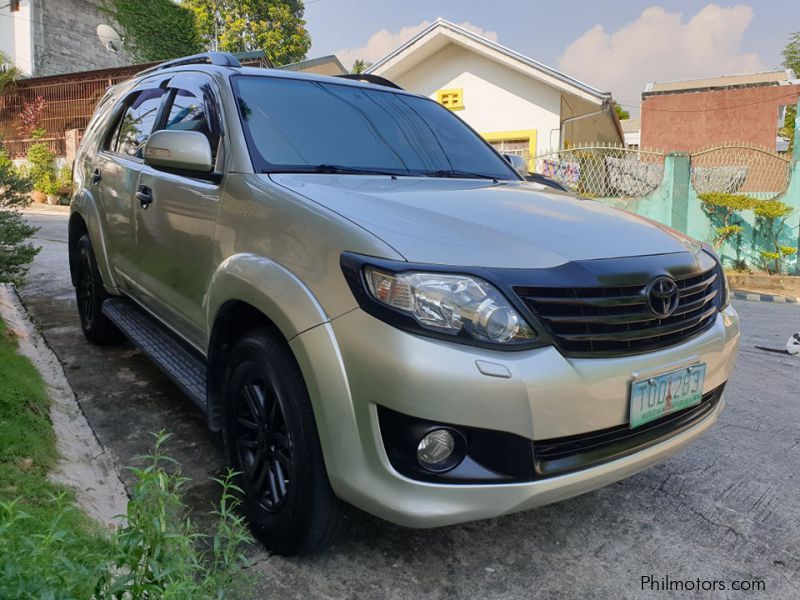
[629,363,706,429]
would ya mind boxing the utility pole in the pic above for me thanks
[213,0,220,51]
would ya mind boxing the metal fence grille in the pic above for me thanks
[0,75,131,158]
[0,57,267,159]
[690,144,790,198]
[532,144,665,198]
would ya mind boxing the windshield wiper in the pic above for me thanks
[425,169,499,181]
[268,164,404,177]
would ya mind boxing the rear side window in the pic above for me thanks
[107,88,168,158]
[161,83,221,162]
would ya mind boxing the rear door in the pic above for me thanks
[93,83,169,291]
[133,73,225,348]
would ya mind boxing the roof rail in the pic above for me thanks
[137,52,242,76]
[335,73,403,90]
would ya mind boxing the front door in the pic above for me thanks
[133,74,224,349]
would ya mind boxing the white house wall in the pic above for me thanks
[0,0,34,76]
[391,43,563,154]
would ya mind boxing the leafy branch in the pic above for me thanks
[754,200,795,274]
[698,192,758,249]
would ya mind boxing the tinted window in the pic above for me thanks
[109,88,167,157]
[231,76,517,180]
[162,87,220,160]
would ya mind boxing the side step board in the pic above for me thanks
[102,298,208,412]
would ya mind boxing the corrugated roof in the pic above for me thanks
[647,70,795,93]
[620,118,640,133]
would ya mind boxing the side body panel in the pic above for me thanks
[70,190,118,293]
[69,80,136,294]
[134,167,221,348]
[130,73,228,347]
[93,152,143,292]
[205,173,404,347]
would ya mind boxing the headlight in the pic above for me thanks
[362,266,537,345]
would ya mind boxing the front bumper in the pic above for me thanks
[289,304,739,528]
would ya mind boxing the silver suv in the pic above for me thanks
[69,52,740,554]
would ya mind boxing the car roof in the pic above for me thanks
[133,63,420,97]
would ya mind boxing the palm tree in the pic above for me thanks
[351,59,371,74]
[0,52,21,93]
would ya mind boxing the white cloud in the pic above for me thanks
[334,20,499,72]
[558,4,764,113]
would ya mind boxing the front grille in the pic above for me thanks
[532,384,724,478]
[514,266,720,357]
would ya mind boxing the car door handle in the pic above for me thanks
[92,168,102,185]
[136,185,154,209]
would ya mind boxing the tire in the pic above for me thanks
[73,234,123,345]
[222,328,353,555]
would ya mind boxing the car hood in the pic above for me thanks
[269,174,700,269]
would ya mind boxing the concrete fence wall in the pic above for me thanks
[600,154,800,272]
[598,103,800,274]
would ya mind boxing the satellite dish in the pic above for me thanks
[97,24,123,54]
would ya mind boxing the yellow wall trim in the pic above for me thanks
[436,88,464,111]
[480,129,537,170]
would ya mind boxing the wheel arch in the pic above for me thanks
[204,254,333,430]
[68,192,117,293]
[68,212,88,287]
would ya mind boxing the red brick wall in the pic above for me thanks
[640,84,800,152]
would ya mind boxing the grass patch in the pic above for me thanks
[0,316,111,598]
[0,317,252,598]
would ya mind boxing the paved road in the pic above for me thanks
[19,208,800,599]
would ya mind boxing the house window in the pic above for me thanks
[436,88,464,111]
[489,138,528,157]
[481,129,538,171]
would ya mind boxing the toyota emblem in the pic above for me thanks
[646,277,680,317]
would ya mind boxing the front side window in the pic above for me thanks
[108,88,168,158]
[161,85,220,161]
[231,76,518,180]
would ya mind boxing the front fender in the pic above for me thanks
[205,253,340,342]
[70,189,119,294]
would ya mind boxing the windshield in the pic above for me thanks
[231,75,519,180]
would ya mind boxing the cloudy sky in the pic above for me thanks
[304,1,799,114]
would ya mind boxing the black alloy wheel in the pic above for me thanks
[72,234,122,345]
[234,376,293,513]
[223,328,354,554]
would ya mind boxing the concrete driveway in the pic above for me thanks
[19,207,800,599]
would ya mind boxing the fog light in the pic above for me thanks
[417,429,456,469]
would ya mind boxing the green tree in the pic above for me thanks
[351,59,371,74]
[784,30,800,72]
[0,143,39,285]
[781,31,799,153]
[184,0,311,66]
[102,0,202,63]
[0,51,20,93]
[614,102,629,120]
[754,199,795,274]
[698,192,759,249]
